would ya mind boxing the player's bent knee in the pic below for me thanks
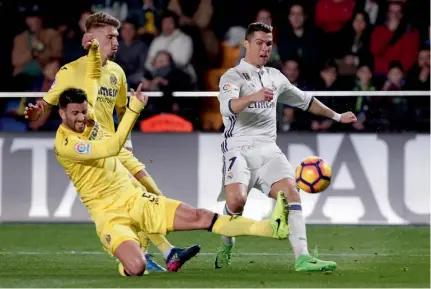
[225,183,247,213]
[114,240,146,276]
[123,256,146,276]
[270,178,300,203]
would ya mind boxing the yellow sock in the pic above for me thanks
[138,176,163,196]
[211,215,273,238]
[148,234,174,259]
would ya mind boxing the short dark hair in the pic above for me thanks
[59,88,88,109]
[85,12,121,32]
[245,22,272,41]
[161,10,179,28]
[388,60,404,72]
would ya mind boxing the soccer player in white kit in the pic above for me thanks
[215,22,357,272]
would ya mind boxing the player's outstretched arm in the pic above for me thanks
[307,98,357,124]
[84,39,102,106]
[57,85,148,161]
[277,73,357,124]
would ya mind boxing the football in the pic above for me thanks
[295,156,332,193]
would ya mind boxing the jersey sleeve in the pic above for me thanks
[84,41,102,105]
[56,97,145,161]
[217,71,241,117]
[43,66,71,106]
[116,68,128,108]
[277,72,313,111]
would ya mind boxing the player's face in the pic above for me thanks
[92,26,119,60]
[60,102,89,133]
[245,31,273,67]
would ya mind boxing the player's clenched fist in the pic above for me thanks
[130,83,148,105]
[24,101,44,121]
[340,111,357,123]
[252,88,274,102]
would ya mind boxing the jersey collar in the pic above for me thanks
[239,58,266,75]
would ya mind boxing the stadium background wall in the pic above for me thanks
[0,133,429,225]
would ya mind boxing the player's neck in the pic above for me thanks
[101,57,108,67]
[243,57,263,69]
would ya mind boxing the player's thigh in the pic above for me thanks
[171,202,215,231]
[222,151,250,211]
[258,149,297,200]
[130,193,176,235]
[118,148,146,177]
[95,213,141,258]
[115,240,146,276]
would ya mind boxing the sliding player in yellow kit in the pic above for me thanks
[54,39,289,276]
[24,12,198,273]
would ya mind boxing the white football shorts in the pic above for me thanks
[217,142,295,201]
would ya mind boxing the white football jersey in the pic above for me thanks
[217,59,313,153]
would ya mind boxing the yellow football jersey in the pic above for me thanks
[54,42,144,214]
[44,53,128,133]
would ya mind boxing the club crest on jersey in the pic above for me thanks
[75,142,91,154]
[222,83,232,93]
[226,171,233,180]
[110,75,117,86]
[105,234,111,245]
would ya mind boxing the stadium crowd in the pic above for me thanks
[0,0,429,132]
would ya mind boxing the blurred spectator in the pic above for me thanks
[130,0,162,45]
[406,48,430,91]
[143,50,198,127]
[58,11,90,65]
[145,11,195,81]
[278,59,312,132]
[356,0,386,25]
[11,7,63,92]
[337,10,373,77]
[311,59,345,132]
[116,18,148,88]
[237,8,282,71]
[315,0,355,58]
[381,61,408,131]
[91,0,128,22]
[167,0,217,61]
[370,1,420,75]
[351,63,376,131]
[279,2,320,82]
[143,50,194,92]
[382,61,405,91]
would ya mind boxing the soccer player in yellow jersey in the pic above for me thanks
[24,12,197,273]
[54,40,289,277]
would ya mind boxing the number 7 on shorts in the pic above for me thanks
[228,157,237,171]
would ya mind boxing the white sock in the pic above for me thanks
[221,204,241,246]
[288,202,310,258]
[158,245,174,260]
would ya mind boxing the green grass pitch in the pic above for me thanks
[0,224,429,287]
